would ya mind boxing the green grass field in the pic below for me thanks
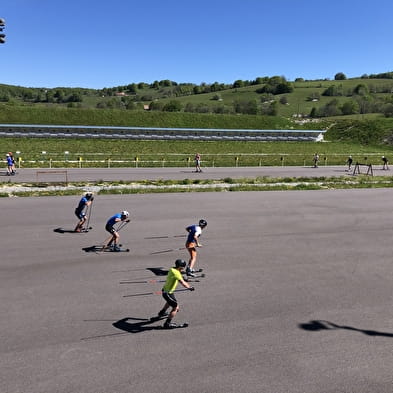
[2,137,393,168]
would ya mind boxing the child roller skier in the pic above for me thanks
[74,192,94,232]
[185,219,207,277]
[155,259,194,329]
[105,211,130,251]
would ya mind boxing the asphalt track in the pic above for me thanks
[0,163,391,183]
[1,167,393,393]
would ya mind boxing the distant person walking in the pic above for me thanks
[194,153,202,173]
[382,156,389,170]
[5,153,14,176]
[8,152,16,174]
[313,153,319,168]
[346,155,353,171]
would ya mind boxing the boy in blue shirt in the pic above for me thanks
[105,211,130,251]
[74,193,94,232]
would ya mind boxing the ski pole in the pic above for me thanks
[120,278,200,285]
[123,288,193,298]
[85,200,93,230]
[116,220,130,232]
[119,279,166,284]
[144,234,186,239]
[150,247,186,255]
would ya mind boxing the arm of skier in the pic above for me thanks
[194,234,202,247]
[179,277,194,290]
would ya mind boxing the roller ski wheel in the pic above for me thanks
[109,247,130,253]
[162,322,189,329]
[184,273,205,281]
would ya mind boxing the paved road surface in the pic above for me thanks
[0,164,389,183]
[1,183,393,392]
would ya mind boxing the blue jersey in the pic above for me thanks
[6,156,13,166]
[186,224,202,243]
[107,213,122,226]
[76,196,88,212]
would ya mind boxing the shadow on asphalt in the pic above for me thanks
[113,317,164,333]
[53,227,77,234]
[299,320,393,337]
[146,267,169,276]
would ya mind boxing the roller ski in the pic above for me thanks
[185,266,204,278]
[184,273,205,282]
[82,243,130,253]
[79,226,92,233]
[162,322,189,329]
[105,243,130,252]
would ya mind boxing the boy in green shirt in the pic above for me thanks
[156,259,195,329]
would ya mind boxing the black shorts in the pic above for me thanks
[105,224,116,234]
[75,208,85,220]
[162,291,178,308]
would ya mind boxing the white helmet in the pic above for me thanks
[121,210,130,218]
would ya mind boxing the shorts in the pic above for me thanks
[105,224,116,234]
[162,291,178,308]
[75,208,85,220]
[186,241,197,249]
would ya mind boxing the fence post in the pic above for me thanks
[187,157,190,167]
[135,156,139,168]
[235,156,239,167]
[281,156,284,167]
[108,158,111,168]
[78,156,82,168]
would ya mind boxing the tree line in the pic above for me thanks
[2,71,393,117]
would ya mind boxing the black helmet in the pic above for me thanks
[199,219,207,228]
[175,259,187,268]
[85,192,93,200]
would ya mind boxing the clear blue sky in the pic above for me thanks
[1,0,393,89]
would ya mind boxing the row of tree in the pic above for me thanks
[310,96,393,118]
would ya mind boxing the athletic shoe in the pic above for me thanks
[163,322,178,329]
[186,267,196,277]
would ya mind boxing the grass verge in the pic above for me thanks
[1,175,393,197]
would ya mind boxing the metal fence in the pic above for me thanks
[8,153,389,169]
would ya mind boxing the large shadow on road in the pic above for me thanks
[113,317,165,333]
[299,320,393,337]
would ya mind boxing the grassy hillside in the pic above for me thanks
[2,75,393,119]
[0,105,309,130]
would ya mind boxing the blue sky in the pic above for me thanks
[1,0,393,89]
